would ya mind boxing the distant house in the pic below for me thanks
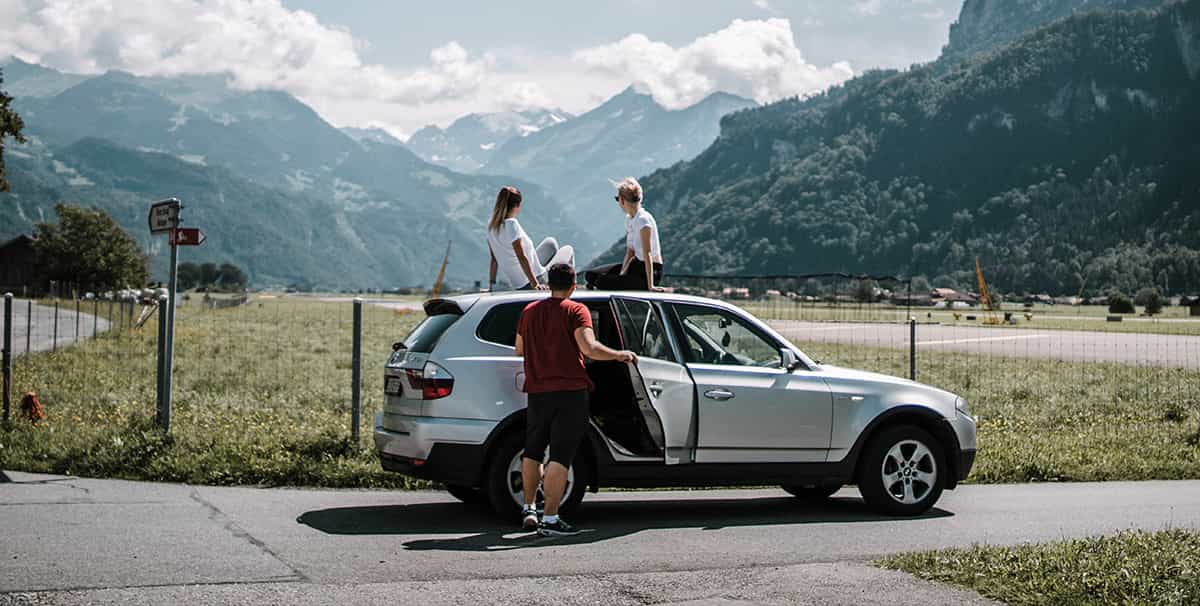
[0,234,36,296]
[931,288,978,306]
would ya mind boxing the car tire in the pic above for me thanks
[484,430,590,520]
[781,483,841,500]
[857,425,945,516]
[444,484,485,505]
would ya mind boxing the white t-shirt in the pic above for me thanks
[626,208,662,263]
[487,218,542,287]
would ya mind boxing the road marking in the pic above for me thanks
[918,334,1050,345]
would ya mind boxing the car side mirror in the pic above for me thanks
[780,348,802,371]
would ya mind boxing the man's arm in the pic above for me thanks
[574,327,636,363]
[514,333,524,357]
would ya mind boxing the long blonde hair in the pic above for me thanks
[488,186,522,233]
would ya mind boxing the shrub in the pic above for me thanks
[1108,291,1135,314]
[1134,287,1164,315]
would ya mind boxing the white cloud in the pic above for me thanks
[574,18,853,109]
[0,0,520,112]
[752,0,772,10]
[854,0,883,16]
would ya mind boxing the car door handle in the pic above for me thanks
[648,382,664,397]
[704,389,735,401]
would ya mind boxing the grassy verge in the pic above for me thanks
[1,298,428,488]
[0,298,1198,487]
[878,529,1200,605]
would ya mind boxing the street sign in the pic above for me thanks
[148,199,181,233]
[171,227,206,246]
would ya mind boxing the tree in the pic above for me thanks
[854,279,877,302]
[0,68,28,192]
[33,203,148,292]
[1108,291,1135,314]
[199,262,220,287]
[217,263,247,290]
[1134,287,1163,315]
[177,262,201,290]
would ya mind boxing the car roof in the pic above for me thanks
[439,290,743,312]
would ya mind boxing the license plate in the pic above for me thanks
[385,376,404,396]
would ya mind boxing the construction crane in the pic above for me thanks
[975,256,1001,325]
[430,240,452,299]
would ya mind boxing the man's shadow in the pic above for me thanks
[296,493,953,552]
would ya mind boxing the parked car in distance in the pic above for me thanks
[374,291,977,518]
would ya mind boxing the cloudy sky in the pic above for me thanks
[1,0,962,137]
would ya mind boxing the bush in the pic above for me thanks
[1108,291,1135,314]
[1134,287,1164,315]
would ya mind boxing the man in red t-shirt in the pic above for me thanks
[515,263,636,536]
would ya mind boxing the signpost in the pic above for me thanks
[148,198,203,432]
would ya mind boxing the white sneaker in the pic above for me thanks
[521,506,539,530]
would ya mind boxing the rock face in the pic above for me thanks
[943,0,1165,63]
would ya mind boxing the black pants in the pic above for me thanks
[525,389,590,467]
[585,261,663,291]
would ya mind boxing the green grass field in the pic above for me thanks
[1,297,1198,487]
[879,529,1200,605]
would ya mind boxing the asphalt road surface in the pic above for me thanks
[3,472,1198,605]
[770,320,1200,369]
[0,299,111,356]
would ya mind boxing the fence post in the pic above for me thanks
[351,298,362,444]
[52,298,59,352]
[25,299,32,356]
[156,295,169,431]
[93,299,98,337]
[3,293,11,426]
[75,299,80,341]
[909,317,917,381]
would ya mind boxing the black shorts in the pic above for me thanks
[524,389,590,467]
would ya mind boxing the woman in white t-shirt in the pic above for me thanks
[585,177,664,291]
[486,186,575,290]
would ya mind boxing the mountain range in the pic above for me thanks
[404,109,573,173]
[0,60,595,289]
[407,88,758,237]
[598,0,1200,295]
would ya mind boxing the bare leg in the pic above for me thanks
[521,457,543,506]
[542,462,569,516]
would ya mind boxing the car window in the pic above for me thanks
[671,303,780,367]
[475,302,525,347]
[403,313,460,353]
[613,298,673,361]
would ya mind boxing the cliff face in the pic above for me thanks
[943,0,1165,63]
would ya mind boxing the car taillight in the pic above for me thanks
[405,361,454,400]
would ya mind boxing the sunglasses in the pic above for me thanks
[614,195,622,202]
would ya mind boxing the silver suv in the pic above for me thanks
[374,291,976,517]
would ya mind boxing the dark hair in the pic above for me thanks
[488,186,522,233]
[547,263,576,290]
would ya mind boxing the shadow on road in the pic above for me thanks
[297,495,952,552]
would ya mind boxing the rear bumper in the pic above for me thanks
[373,413,494,487]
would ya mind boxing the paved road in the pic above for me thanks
[3,472,1198,604]
[0,299,111,356]
[770,320,1200,369]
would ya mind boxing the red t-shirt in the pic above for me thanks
[517,297,595,393]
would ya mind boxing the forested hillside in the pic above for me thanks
[612,0,1200,295]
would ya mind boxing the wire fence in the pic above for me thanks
[3,276,1198,457]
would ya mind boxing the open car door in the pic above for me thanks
[611,296,697,465]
